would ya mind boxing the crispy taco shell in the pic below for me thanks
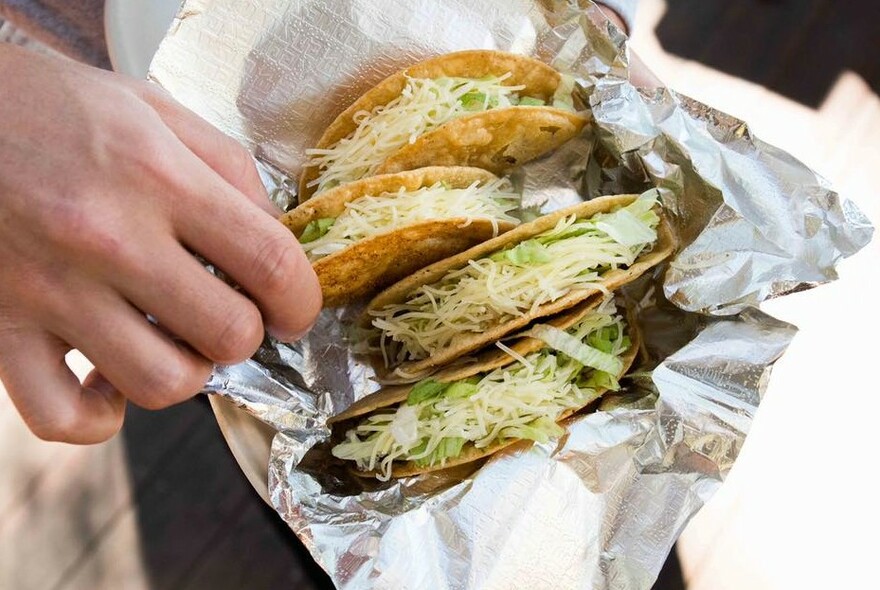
[330,298,641,478]
[281,167,517,307]
[299,49,587,200]
[365,194,676,377]
[373,106,585,177]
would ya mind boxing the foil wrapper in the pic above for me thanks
[150,1,872,588]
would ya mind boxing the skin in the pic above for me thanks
[599,7,663,89]
[0,45,321,444]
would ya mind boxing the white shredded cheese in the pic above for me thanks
[305,75,525,194]
[369,195,659,363]
[332,304,628,480]
[301,178,520,261]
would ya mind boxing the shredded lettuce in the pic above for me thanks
[500,417,565,444]
[332,299,630,480]
[305,72,578,195]
[489,238,551,265]
[444,379,480,400]
[519,96,546,106]
[389,405,419,448]
[412,437,466,468]
[406,379,448,406]
[406,377,479,405]
[579,370,620,392]
[370,191,659,363]
[461,91,496,111]
[300,178,520,261]
[306,74,525,194]
[526,323,623,375]
[551,74,577,110]
[299,218,335,243]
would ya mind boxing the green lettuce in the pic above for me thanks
[412,437,467,467]
[500,416,565,444]
[490,238,551,265]
[299,218,335,243]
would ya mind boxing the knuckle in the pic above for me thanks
[28,408,81,443]
[207,302,263,363]
[44,198,129,261]
[225,139,256,179]
[252,237,303,297]
[125,129,176,182]
[135,359,200,409]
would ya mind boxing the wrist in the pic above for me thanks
[598,7,629,34]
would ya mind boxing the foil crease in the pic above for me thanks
[149,1,872,588]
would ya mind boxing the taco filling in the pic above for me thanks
[298,177,521,262]
[333,299,630,480]
[370,192,660,365]
[306,73,576,194]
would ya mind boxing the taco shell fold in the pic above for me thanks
[300,49,588,200]
[365,193,676,377]
[282,166,519,307]
[330,297,641,478]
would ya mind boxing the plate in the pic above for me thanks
[104,0,275,503]
[104,0,180,78]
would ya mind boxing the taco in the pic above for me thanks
[300,50,587,199]
[282,166,521,307]
[364,190,676,378]
[331,297,637,479]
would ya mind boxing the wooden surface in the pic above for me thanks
[2,1,878,588]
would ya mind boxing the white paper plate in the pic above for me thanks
[104,0,180,77]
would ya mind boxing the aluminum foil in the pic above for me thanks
[150,1,872,588]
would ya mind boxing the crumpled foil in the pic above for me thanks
[150,1,872,588]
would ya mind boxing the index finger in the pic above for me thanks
[137,83,281,217]
[173,156,322,341]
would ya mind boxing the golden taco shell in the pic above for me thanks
[373,106,585,177]
[364,193,676,377]
[282,167,519,307]
[330,297,640,478]
[299,49,587,200]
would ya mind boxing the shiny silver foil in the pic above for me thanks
[150,1,872,588]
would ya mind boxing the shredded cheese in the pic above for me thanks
[306,75,525,194]
[332,300,627,480]
[301,178,521,261]
[370,194,659,364]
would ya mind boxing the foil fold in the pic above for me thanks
[149,1,872,588]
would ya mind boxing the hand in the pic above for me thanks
[0,45,321,444]
[597,6,664,89]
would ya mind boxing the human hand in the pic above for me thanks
[0,45,321,444]
[597,5,664,89]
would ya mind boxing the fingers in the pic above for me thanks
[0,332,126,444]
[138,84,281,216]
[628,51,663,90]
[116,237,265,364]
[172,170,322,341]
[53,290,214,411]
[135,84,322,341]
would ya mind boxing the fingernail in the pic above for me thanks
[266,325,310,343]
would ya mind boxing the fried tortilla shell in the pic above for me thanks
[365,194,676,377]
[299,49,587,200]
[282,166,518,307]
[330,297,641,478]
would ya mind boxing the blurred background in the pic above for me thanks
[1,0,877,588]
